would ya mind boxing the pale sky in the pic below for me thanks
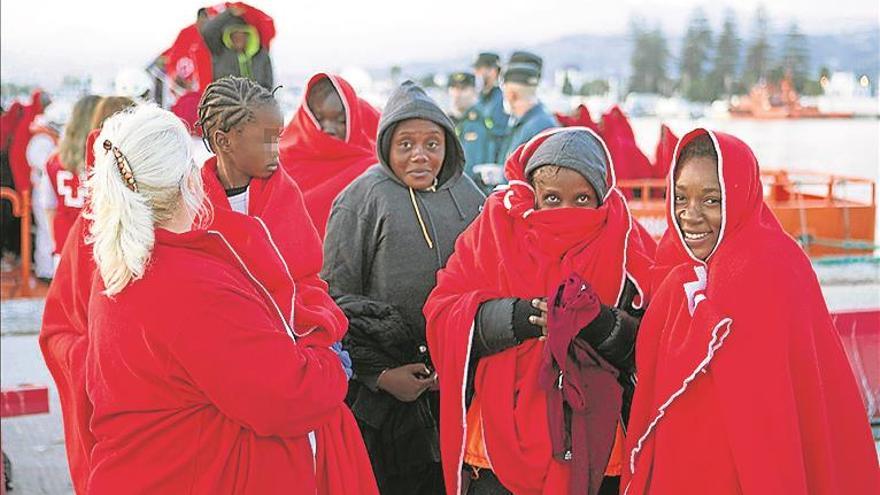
[1,0,878,87]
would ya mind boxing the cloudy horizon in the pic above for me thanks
[2,0,878,89]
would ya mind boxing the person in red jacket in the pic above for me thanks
[163,7,214,97]
[623,129,880,494]
[279,73,380,236]
[44,95,102,261]
[7,89,50,194]
[82,103,376,494]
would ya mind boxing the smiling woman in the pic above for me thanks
[624,128,880,495]
[673,134,722,260]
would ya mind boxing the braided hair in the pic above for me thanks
[196,76,279,153]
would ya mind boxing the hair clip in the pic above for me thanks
[103,139,138,193]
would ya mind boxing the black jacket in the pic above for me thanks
[336,294,440,484]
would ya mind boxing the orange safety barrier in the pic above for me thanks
[0,187,31,297]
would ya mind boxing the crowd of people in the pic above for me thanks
[0,3,878,495]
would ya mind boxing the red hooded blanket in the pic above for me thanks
[623,129,880,495]
[425,127,655,495]
[279,73,379,237]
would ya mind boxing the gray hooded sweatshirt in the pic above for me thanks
[322,81,485,348]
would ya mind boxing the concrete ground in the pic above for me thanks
[2,324,72,493]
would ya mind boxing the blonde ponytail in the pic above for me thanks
[86,104,208,295]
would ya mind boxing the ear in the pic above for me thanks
[213,129,232,153]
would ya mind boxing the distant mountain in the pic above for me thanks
[377,26,880,83]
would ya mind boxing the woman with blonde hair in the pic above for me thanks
[44,95,101,258]
[83,104,364,494]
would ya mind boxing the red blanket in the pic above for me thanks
[85,208,372,493]
[624,129,880,494]
[651,124,678,179]
[202,164,376,493]
[39,215,95,494]
[1,101,24,153]
[224,2,275,47]
[42,160,374,493]
[8,89,45,192]
[164,24,212,96]
[279,73,379,236]
[555,104,600,134]
[598,106,653,182]
[202,158,346,342]
[425,127,654,495]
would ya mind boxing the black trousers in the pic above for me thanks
[381,461,444,495]
[464,466,620,495]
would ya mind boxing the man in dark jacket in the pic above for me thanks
[447,71,496,191]
[473,52,507,163]
[322,81,484,495]
[200,6,273,89]
[496,51,558,162]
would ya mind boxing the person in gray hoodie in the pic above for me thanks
[322,81,484,495]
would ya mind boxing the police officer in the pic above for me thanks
[448,72,496,191]
[497,51,558,162]
[472,52,508,163]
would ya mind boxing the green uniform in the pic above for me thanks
[476,86,508,164]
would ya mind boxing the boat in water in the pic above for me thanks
[729,75,855,119]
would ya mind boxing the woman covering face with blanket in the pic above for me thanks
[425,127,655,495]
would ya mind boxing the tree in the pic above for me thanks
[679,7,713,101]
[629,19,671,95]
[778,21,810,92]
[742,5,771,88]
[390,65,402,85]
[579,79,610,96]
[562,73,575,96]
[418,73,437,89]
[709,9,742,98]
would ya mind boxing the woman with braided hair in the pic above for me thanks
[196,75,378,494]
